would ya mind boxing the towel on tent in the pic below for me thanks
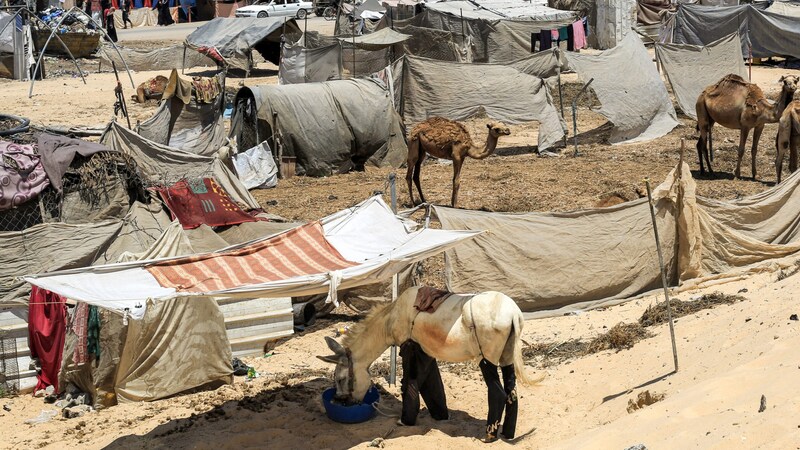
[156,177,258,230]
[414,287,451,313]
[72,302,89,365]
[28,287,67,392]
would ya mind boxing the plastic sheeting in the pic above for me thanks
[278,43,342,84]
[232,142,278,190]
[339,27,410,50]
[655,33,747,120]
[231,80,407,177]
[97,44,217,72]
[396,55,566,151]
[671,3,800,59]
[567,33,679,144]
[437,163,800,316]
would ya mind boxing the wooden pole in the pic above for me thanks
[389,172,398,386]
[644,177,679,373]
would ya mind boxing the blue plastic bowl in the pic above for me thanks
[321,386,380,424]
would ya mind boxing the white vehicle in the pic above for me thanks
[235,0,313,19]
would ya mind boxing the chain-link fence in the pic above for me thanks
[0,334,19,397]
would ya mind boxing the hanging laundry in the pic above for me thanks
[87,305,101,364]
[73,302,89,365]
[28,287,67,392]
[573,20,587,50]
[540,31,553,51]
[567,23,575,51]
[558,26,568,42]
[551,29,559,41]
[531,32,540,53]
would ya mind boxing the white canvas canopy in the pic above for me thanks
[24,197,481,319]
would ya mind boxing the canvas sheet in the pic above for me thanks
[232,80,407,177]
[112,8,158,28]
[232,141,278,189]
[24,197,481,319]
[278,43,342,84]
[567,33,679,144]
[100,122,259,210]
[671,4,800,59]
[655,33,748,119]
[436,163,800,316]
[98,43,217,72]
[398,55,566,150]
[36,133,110,192]
[340,27,410,50]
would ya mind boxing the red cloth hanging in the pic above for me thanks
[111,0,120,9]
[28,287,67,393]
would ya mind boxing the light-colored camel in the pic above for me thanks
[317,286,540,441]
[695,74,798,179]
[776,100,800,183]
[406,117,510,208]
[131,75,168,104]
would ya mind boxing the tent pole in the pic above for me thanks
[460,8,464,39]
[644,177,679,373]
[29,8,87,97]
[351,25,356,77]
[74,7,136,90]
[557,68,564,119]
[389,172,398,386]
[571,77,593,157]
[182,44,186,74]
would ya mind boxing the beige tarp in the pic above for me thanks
[98,44,217,72]
[436,163,800,316]
[655,33,747,120]
[112,8,158,28]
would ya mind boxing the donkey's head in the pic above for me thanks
[317,336,371,402]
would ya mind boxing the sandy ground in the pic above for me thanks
[2,20,800,450]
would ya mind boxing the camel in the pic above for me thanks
[406,117,510,208]
[695,74,798,179]
[131,75,169,104]
[775,100,800,183]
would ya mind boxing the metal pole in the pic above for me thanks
[351,26,356,78]
[304,13,307,38]
[571,77,593,157]
[644,178,679,373]
[460,8,464,39]
[182,44,186,74]
[389,172,398,386]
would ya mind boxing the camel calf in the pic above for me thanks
[776,100,800,184]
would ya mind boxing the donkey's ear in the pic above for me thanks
[316,354,339,364]
[325,336,346,355]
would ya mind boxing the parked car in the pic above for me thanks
[235,0,312,19]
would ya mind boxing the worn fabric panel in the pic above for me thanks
[488,20,572,64]
[402,56,566,150]
[36,133,110,192]
[655,33,747,119]
[508,47,562,79]
[278,43,341,84]
[98,44,217,72]
[567,33,679,144]
[136,97,226,157]
[342,27,411,50]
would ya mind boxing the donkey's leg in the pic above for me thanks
[479,359,506,442]
[500,364,518,439]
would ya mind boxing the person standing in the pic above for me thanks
[155,0,174,26]
[90,0,102,27]
[120,0,133,29]
[105,6,118,42]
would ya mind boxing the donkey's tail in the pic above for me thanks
[511,313,544,386]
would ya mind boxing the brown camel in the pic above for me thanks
[406,117,510,207]
[131,75,169,104]
[775,100,800,183]
[695,74,798,179]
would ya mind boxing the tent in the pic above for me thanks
[655,33,748,120]
[566,33,679,144]
[23,196,482,317]
[436,162,800,317]
[97,43,217,72]
[278,42,342,84]
[230,80,407,177]
[137,69,227,157]
[184,17,302,69]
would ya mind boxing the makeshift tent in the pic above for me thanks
[278,43,342,84]
[356,0,386,20]
[137,69,226,157]
[670,3,800,59]
[765,0,800,17]
[184,17,302,69]
[340,27,411,50]
[100,122,259,210]
[394,55,566,151]
[426,0,575,22]
[230,80,407,177]
[655,33,748,120]
[436,162,800,317]
[97,44,216,72]
[566,33,679,144]
[24,196,482,318]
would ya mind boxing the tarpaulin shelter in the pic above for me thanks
[566,32,679,144]
[669,3,800,59]
[184,17,302,69]
[137,69,226,157]
[436,162,800,317]
[230,80,407,177]
[23,196,482,317]
[655,33,748,120]
[278,42,342,84]
[392,55,567,151]
[97,43,216,72]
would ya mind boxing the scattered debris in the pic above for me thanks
[627,391,665,413]
[759,395,767,413]
[24,410,58,425]
[524,324,652,367]
[790,314,798,321]
[738,288,748,293]
[639,292,746,327]
[624,445,648,450]
[368,437,386,448]
[63,405,93,419]
[3,404,10,412]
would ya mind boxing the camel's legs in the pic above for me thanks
[708,125,714,163]
[451,156,464,208]
[413,153,425,204]
[751,125,764,180]
[735,128,751,179]
[790,133,799,174]
[697,125,713,175]
[776,131,786,184]
[406,139,419,205]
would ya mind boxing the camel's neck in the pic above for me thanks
[773,89,795,120]
[466,134,500,159]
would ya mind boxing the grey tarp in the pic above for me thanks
[437,163,800,316]
[184,17,301,68]
[671,4,800,59]
[0,220,123,307]
[339,27,411,50]
[36,133,110,192]
[278,43,342,84]
[397,55,566,151]
[567,33,679,144]
[100,122,260,210]
[137,71,227,157]
[97,44,217,72]
[655,33,747,120]
[231,80,407,176]
[765,1,800,18]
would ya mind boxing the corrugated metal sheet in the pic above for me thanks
[216,297,294,358]
[0,307,37,393]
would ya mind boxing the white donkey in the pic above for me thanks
[317,286,540,442]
